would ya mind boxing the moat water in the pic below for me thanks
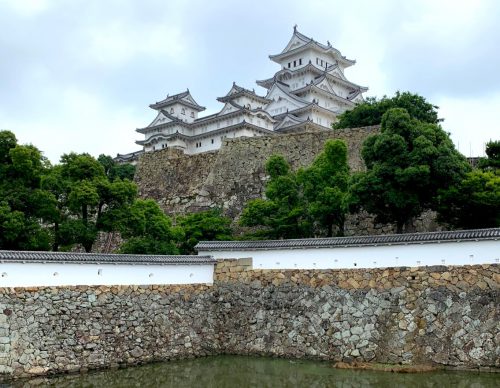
[8,356,499,387]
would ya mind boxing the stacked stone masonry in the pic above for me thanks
[134,127,440,235]
[0,262,498,380]
[215,260,499,367]
[0,285,218,379]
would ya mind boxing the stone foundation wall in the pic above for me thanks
[134,127,442,235]
[214,260,499,368]
[0,284,217,379]
[0,262,498,380]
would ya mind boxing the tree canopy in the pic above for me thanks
[298,139,350,236]
[333,91,440,129]
[97,154,136,181]
[0,130,53,250]
[349,108,470,233]
[240,155,310,239]
[41,153,137,252]
[437,170,500,229]
[118,199,182,255]
[177,209,233,254]
[437,139,500,229]
[240,140,351,238]
[478,140,500,170]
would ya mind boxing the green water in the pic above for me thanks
[9,356,499,388]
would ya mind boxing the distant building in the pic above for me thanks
[119,27,367,162]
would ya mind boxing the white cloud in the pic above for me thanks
[82,21,186,67]
[437,93,500,157]
[1,0,499,162]
[1,0,52,17]
[0,86,141,163]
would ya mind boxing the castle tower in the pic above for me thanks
[257,26,367,132]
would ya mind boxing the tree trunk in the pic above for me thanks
[83,242,92,253]
[52,222,59,251]
[327,222,333,237]
[336,215,345,237]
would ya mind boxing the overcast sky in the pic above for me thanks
[1,0,499,163]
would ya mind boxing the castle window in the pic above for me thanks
[170,108,174,114]
[181,108,185,115]
[293,60,296,67]
[321,59,324,67]
[190,111,194,118]
[316,58,319,65]
[299,58,302,65]
[288,62,291,68]
[211,139,214,144]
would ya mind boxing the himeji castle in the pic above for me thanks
[117,27,367,162]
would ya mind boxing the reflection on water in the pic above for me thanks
[7,356,499,388]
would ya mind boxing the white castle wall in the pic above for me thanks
[198,239,500,270]
[0,262,215,287]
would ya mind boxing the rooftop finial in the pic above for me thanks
[327,40,331,47]
[293,24,298,32]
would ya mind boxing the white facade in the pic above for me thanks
[197,232,500,270]
[0,262,215,287]
[133,27,367,157]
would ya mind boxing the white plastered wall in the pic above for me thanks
[198,240,500,270]
[0,263,214,287]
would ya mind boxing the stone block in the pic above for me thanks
[237,258,253,267]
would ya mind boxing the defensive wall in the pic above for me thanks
[134,126,439,235]
[0,230,498,380]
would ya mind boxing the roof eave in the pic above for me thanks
[195,228,500,251]
[149,101,206,111]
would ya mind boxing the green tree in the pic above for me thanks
[177,209,232,254]
[43,153,137,252]
[437,170,500,229]
[299,139,350,236]
[478,140,500,170]
[350,108,470,233]
[0,130,54,250]
[240,155,310,239]
[333,91,440,129]
[119,199,182,254]
[98,154,136,181]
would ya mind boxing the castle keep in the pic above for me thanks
[118,28,367,162]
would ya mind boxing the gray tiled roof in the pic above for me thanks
[196,228,500,251]
[0,251,215,265]
[149,90,206,111]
